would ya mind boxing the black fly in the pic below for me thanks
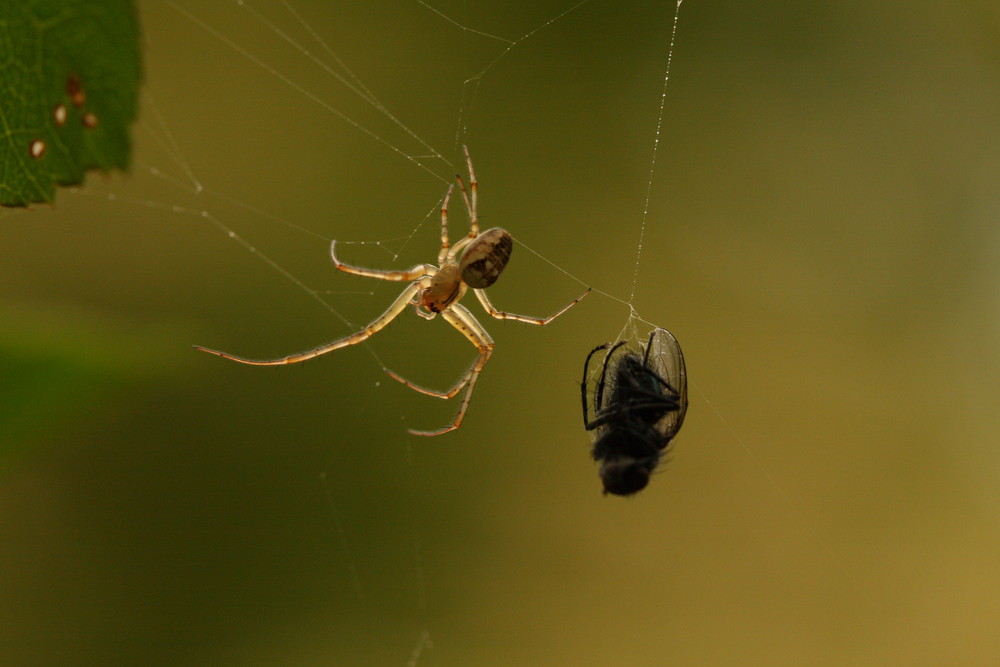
[582,328,688,496]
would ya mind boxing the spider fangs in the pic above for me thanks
[195,146,590,436]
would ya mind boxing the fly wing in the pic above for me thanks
[646,328,688,441]
[582,340,630,437]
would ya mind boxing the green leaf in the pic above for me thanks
[0,0,140,207]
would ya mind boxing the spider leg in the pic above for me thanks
[385,366,472,399]
[194,280,426,366]
[441,147,484,263]
[331,240,436,282]
[404,303,494,437]
[459,144,478,238]
[439,180,475,264]
[386,294,476,395]
[411,303,437,320]
[437,184,454,266]
[473,286,591,326]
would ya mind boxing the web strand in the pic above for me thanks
[627,0,684,307]
[159,0,450,183]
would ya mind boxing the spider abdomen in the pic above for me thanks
[460,227,512,289]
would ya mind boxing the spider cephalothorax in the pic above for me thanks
[418,226,512,314]
[196,146,589,436]
[421,263,466,314]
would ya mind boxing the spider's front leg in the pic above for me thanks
[330,240,436,282]
[473,286,591,326]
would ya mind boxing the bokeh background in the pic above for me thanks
[3,1,1000,664]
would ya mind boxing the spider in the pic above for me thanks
[582,327,688,495]
[196,146,590,436]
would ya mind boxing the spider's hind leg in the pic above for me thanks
[384,367,472,399]
[393,303,494,437]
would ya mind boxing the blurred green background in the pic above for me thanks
[3,1,1000,664]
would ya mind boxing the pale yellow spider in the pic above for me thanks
[195,146,590,436]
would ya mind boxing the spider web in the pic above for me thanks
[6,0,969,664]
